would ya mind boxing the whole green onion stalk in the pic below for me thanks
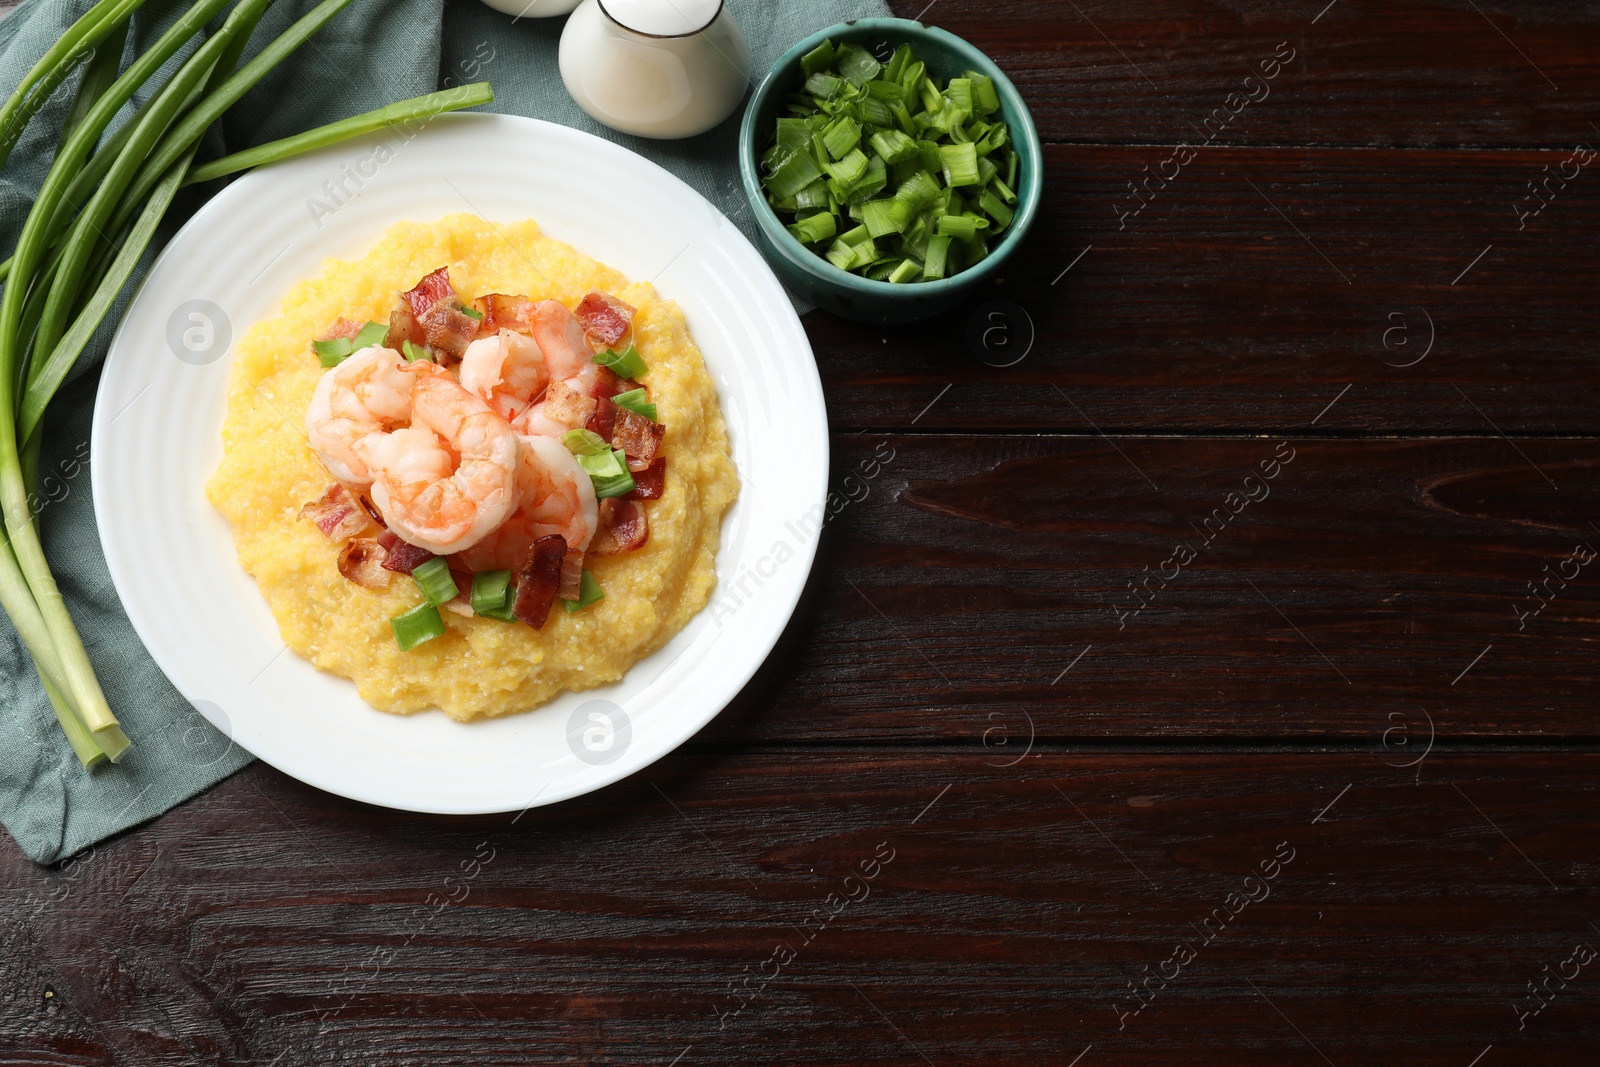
[0,0,495,766]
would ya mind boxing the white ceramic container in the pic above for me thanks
[559,0,750,139]
[478,0,582,17]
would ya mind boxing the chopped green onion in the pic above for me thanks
[937,213,989,240]
[991,174,1018,205]
[923,234,952,280]
[944,77,974,112]
[401,339,433,362]
[822,146,868,185]
[391,602,446,651]
[970,72,1000,114]
[980,188,1014,231]
[762,145,824,200]
[859,199,903,238]
[611,388,658,421]
[800,39,836,77]
[563,428,610,456]
[804,71,846,99]
[885,44,913,83]
[351,320,388,349]
[594,343,647,379]
[869,128,917,164]
[580,449,635,499]
[562,569,605,613]
[887,258,921,284]
[939,142,981,187]
[411,557,459,607]
[821,114,861,160]
[788,211,837,244]
[312,337,353,367]
[459,304,482,321]
[835,43,880,86]
[470,570,516,621]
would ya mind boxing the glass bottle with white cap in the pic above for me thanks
[558,0,750,139]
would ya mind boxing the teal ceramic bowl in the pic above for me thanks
[738,18,1042,324]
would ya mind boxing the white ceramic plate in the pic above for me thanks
[92,113,827,814]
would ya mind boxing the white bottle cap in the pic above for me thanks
[599,0,722,37]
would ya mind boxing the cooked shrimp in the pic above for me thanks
[456,433,598,572]
[458,328,549,421]
[305,345,413,486]
[360,363,519,555]
[529,300,596,387]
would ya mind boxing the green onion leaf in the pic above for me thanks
[869,128,918,164]
[804,71,846,99]
[762,145,824,200]
[594,343,648,379]
[885,43,913,83]
[835,43,881,86]
[788,210,838,245]
[470,570,517,621]
[859,199,904,238]
[936,213,989,240]
[923,234,952,280]
[563,428,610,456]
[822,145,868,185]
[562,569,605,612]
[459,304,482,321]
[991,174,1019,205]
[887,258,922,284]
[970,72,1000,115]
[821,114,861,160]
[980,188,1014,231]
[391,602,446,651]
[583,449,636,499]
[611,387,658,421]
[411,557,459,608]
[312,337,353,367]
[940,141,981,187]
[402,339,434,362]
[800,39,836,76]
[351,320,389,350]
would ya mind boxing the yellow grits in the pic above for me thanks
[205,214,738,721]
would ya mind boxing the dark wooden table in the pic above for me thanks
[6,1,1600,1064]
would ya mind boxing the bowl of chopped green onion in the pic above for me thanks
[739,18,1041,323]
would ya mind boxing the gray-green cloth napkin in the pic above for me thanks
[0,0,887,865]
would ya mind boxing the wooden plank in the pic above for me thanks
[890,0,1600,148]
[806,144,1600,433]
[706,435,1600,742]
[3,753,1595,1065]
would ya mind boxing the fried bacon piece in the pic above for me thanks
[318,318,364,341]
[337,538,392,590]
[586,395,617,440]
[624,459,666,500]
[299,484,373,541]
[473,293,535,336]
[399,267,475,360]
[387,304,426,350]
[589,499,649,556]
[543,378,597,429]
[575,290,635,349]
[558,549,585,601]
[612,408,664,469]
[513,535,567,628]
[377,529,436,574]
[402,267,455,320]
